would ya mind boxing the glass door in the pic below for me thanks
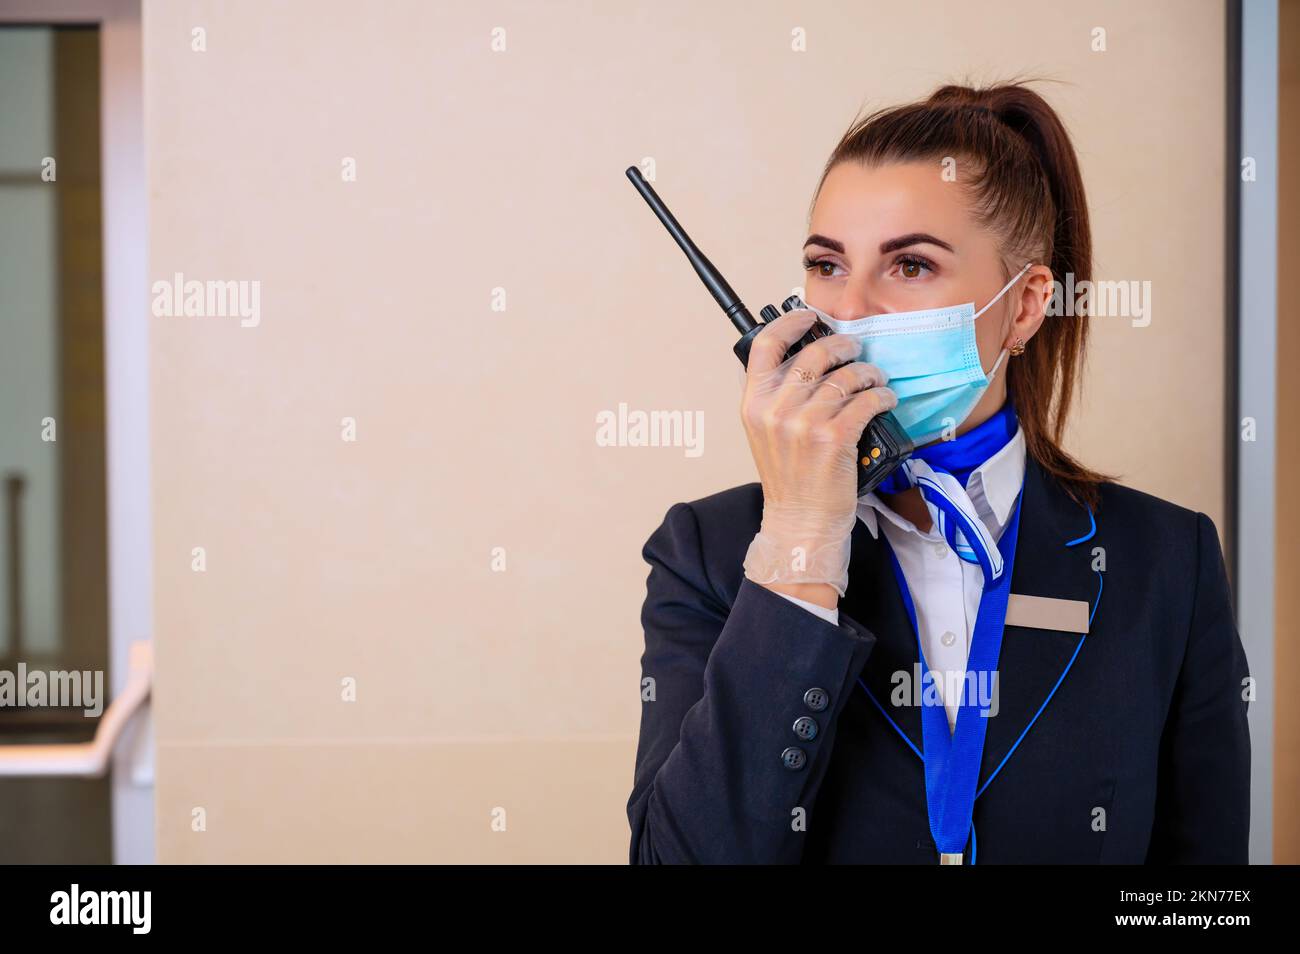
[0,23,112,864]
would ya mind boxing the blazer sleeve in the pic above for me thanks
[1146,511,1252,863]
[627,501,878,864]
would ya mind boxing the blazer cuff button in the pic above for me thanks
[781,746,807,771]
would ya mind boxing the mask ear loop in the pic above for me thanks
[972,261,1034,320]
[984,346,1010,382]
[977,263,1029,382]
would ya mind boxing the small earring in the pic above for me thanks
[1009,337,1026,356]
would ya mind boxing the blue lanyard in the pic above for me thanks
[884,489,1024,863]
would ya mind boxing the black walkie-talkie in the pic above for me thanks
[625,166,912,495]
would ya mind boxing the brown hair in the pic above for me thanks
[812,81,1111,510]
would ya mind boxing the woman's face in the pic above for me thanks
[802,160,1051,433]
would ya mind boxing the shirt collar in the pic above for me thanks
[857,423,1026,541]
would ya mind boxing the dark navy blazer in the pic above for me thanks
[627,457,1251,863]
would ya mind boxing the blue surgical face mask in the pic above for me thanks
[802,262,1033,445]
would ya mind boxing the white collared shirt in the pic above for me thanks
[777,425,1027,732]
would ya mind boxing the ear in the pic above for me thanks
[1003,264,1052,350]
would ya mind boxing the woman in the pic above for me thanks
[627,82,1251,864]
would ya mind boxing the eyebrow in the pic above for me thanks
[803,232,955,255]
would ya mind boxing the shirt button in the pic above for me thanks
[803,687,829,712]
[941,630,957,647]
[781,747,807,771]
[932,542,949,559]
[793,716,819,741]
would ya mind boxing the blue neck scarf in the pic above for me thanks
[873,400,1019,584]
[877,399,1019,494]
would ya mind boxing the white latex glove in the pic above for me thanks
[739,309,897,598]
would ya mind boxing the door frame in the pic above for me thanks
[1234,0,1278,866]
[0,0,153,864]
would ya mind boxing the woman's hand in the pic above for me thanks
[739,309,897,605]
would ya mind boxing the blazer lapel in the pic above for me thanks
[840,456,1100,787]
[976,456,1098,790]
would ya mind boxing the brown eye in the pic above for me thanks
[818,262,835,277]
[894,254,934,279]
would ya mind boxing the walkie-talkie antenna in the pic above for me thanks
[624,166,758,335]
[625,162,912,493]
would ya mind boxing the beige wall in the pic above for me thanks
[146,0,1229,862]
